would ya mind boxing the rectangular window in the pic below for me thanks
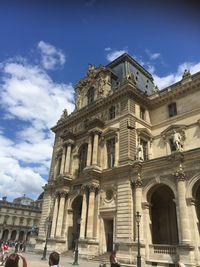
[169,138,176,152]
[107,138,115,168]
[140,139,148,161]
[168,103,177,117]
[140,107,145,120]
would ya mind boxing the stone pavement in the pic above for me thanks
[18,252,101,267]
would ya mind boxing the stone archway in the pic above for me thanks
[148,184,179,245]
[2,229,9,240]
[192,180,200,234]
[10,230,17,240]
[68,195,83,250]
[19,231,25,241]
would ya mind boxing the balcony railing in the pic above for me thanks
[152,244,177,254]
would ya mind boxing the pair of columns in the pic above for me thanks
[79,184,99,240]
[87,131,100,166]
[54,142,73,178]
[50,191,68,238]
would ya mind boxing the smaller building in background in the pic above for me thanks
[0,194,42,243]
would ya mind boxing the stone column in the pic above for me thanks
[132,162,143,241]
[114,133,119,167]
[64,143,72,173]
[143,202,152,257]
[86,185,97,239]
[16,231,20,241]
[86,135,92,167]
[175,165,190,244]
[92,132,99,165]
[50,193,59,238]
[55,192,67,237]
[60,146,66,175]
[80,188,88,239]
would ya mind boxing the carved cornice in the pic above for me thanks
[84,118,104,131]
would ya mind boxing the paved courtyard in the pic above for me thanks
[18,252,100,267]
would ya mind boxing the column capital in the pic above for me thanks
[63,139,75,146]
[173,164,187,181]
[131,178,143,188]
[60,191,68,198]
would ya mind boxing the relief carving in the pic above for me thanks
[75,64,111,110]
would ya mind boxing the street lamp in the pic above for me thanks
[41,217,52,260]
[73,217,81,265]
[135,211,141,267]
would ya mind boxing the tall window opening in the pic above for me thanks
[107,138,115,168]
[168,103,177,117]
[78,144,88,174]
[109,106,116,120]
[87,87,94,104]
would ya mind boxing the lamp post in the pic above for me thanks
[135,211,141,267]
[73,217,81,265]
[41,217,52,260]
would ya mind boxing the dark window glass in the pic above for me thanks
[87,87,94,104]
[78,144,88,174]
[168,103,177,117]
[140,107,145,120]
[107,138,115,168]
[169,138,176,152]
[109,106,116,120]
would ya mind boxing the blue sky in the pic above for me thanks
[0,0,200,200]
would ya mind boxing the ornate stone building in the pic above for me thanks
[36,54,200,267]
[0,195,42,242]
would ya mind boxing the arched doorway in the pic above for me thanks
[19,231,25,241]
[193,181,200,234]
[2,229,9,240]
[149,184,178,245]
[68,195,83,250]
[10,230,17,240]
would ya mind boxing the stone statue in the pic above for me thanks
[172,130,182,151]
[182,69,191,79]
[98,72,106,96]
[58,109,68,123]
[75,94,82,110]
[137,143,144,161]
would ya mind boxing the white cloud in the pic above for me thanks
[38,40,66,70]
[153,61,200,89]
[0,42,75,200]
[145,49,161,60]
[106,49,128,62]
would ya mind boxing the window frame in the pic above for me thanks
[168,102,177,117]
[106,138,116,168]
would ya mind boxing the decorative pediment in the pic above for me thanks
[161,124,186,140]
[75,64,112,110]
[60,130,75,141]
[84,117,104,130]
[102,127,119,138]
[137,128,153,139]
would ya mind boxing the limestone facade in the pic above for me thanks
[36,53,200,267]
[0,196,42,242]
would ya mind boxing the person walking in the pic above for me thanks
[110,250,120,267]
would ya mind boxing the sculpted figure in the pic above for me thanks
[61,109,68,119]
[75,94,82,110]
[137,143,144,161]
[172,130,182,151]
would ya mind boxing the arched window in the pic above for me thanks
[87,87,94,104]
[109,106,116,120]
[78,144,88,174]
[149,185,178,245]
